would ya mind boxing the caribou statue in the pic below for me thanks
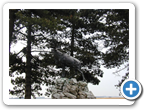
[50,40,86,81]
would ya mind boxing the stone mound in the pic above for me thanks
[51,78,96,99]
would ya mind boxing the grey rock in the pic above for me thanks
[84,86,89,92]
[59,92,65,98]
[63,79,71,86]
[64,92,77,99]
[52,93,61,99]
[63,84,71,93]
[78,81,87,87]
[79,91,86,96]
[52,92,65,99]
[56,78,67,84]
[51,87,57,93]
[70,78,77,85]
[70,85,78,96]
[79,94,86,99]
[56,84,63,89]
[57,89,62,92]
[78,86,86,91]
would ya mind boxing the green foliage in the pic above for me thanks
[9,9,129,98]
[100,10,129,68]
[9,9,65,98]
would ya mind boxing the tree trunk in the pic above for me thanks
[70,24,74,57]
[9,10,15,53]
[70,18,75,76]
[25,24,32,99]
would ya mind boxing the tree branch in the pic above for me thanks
[17,31,27,37]
[31,51,50,52]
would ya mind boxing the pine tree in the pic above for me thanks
[100,9,129,90]
[97,9,129,68]
[43,10,105,84]
[9,9,129,98]
[9,9,65,98]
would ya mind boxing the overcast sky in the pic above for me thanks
[88,65,127,97]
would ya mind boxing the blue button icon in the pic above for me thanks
[121,79,142,100]
[123,81,139,97]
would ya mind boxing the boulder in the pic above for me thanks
[70,85,78,96]
[70,78,77,85]
[64,92,77,99]
[52,93,61,99]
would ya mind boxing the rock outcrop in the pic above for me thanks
[51,78,96,99]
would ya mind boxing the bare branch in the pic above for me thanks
[31,51,50,52]
[113,64,129,74]
[17,31,27,37]
[15,26,25,32]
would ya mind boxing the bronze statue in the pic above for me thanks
[51,48,86,81]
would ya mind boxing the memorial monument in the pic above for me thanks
[50,39,95,99]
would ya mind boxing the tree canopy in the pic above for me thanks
[9,9,129,98]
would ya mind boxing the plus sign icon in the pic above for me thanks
[121,79,142,100]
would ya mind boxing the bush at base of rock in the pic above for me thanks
[51,78,96,99]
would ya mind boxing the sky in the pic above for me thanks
[9,40,128,98]
[88,65,127,97]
